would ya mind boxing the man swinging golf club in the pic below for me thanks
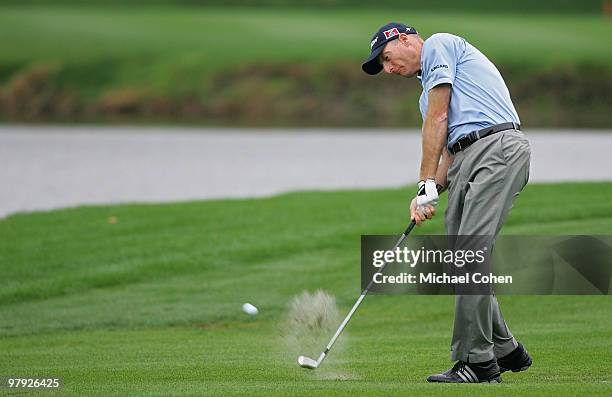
[362,23,533,383]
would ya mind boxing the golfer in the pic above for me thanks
[362,23,533,383]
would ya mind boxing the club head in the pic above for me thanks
[297,355,318,369]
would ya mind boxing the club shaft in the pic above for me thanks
[316,221,416,366]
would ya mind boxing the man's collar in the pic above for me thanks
[416,70,422,81]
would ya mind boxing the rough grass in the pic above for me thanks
[0,6,611,126]
[1,7,610,70]
[1,182,611,395]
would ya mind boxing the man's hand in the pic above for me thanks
[411,179,438,225]
[417,178,439,209]
[410,197,435,225]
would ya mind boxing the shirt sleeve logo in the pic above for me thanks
[430,64,449,73]
[383,28,400,39]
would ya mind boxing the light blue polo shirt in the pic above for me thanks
[417,33,520,150]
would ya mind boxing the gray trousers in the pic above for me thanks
[445,129,531,363]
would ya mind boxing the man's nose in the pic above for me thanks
[384,64,394,74]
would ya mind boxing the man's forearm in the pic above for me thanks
[419,84,452,181]
[419,116,448,180]
[434,148,454,193]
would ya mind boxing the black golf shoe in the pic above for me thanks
[427,360,502,383]
[498,342,532,373]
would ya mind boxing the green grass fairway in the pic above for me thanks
[1,182,611,396]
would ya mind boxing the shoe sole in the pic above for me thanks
[427,377,503,383]
[500,360,532,374]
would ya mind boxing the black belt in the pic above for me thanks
[449,122,520,155]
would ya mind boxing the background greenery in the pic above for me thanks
[1,3,611,126]
[1,182,612,395]
[3,0,607,13]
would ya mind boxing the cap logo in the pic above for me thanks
[370,36,378,49]
[383,27,400,39]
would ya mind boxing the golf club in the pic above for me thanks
[298,220,417,369]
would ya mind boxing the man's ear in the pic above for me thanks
[398,33,411,46]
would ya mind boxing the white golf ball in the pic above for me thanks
[242,303,259,315]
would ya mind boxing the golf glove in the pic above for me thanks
[416,179,439,211]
